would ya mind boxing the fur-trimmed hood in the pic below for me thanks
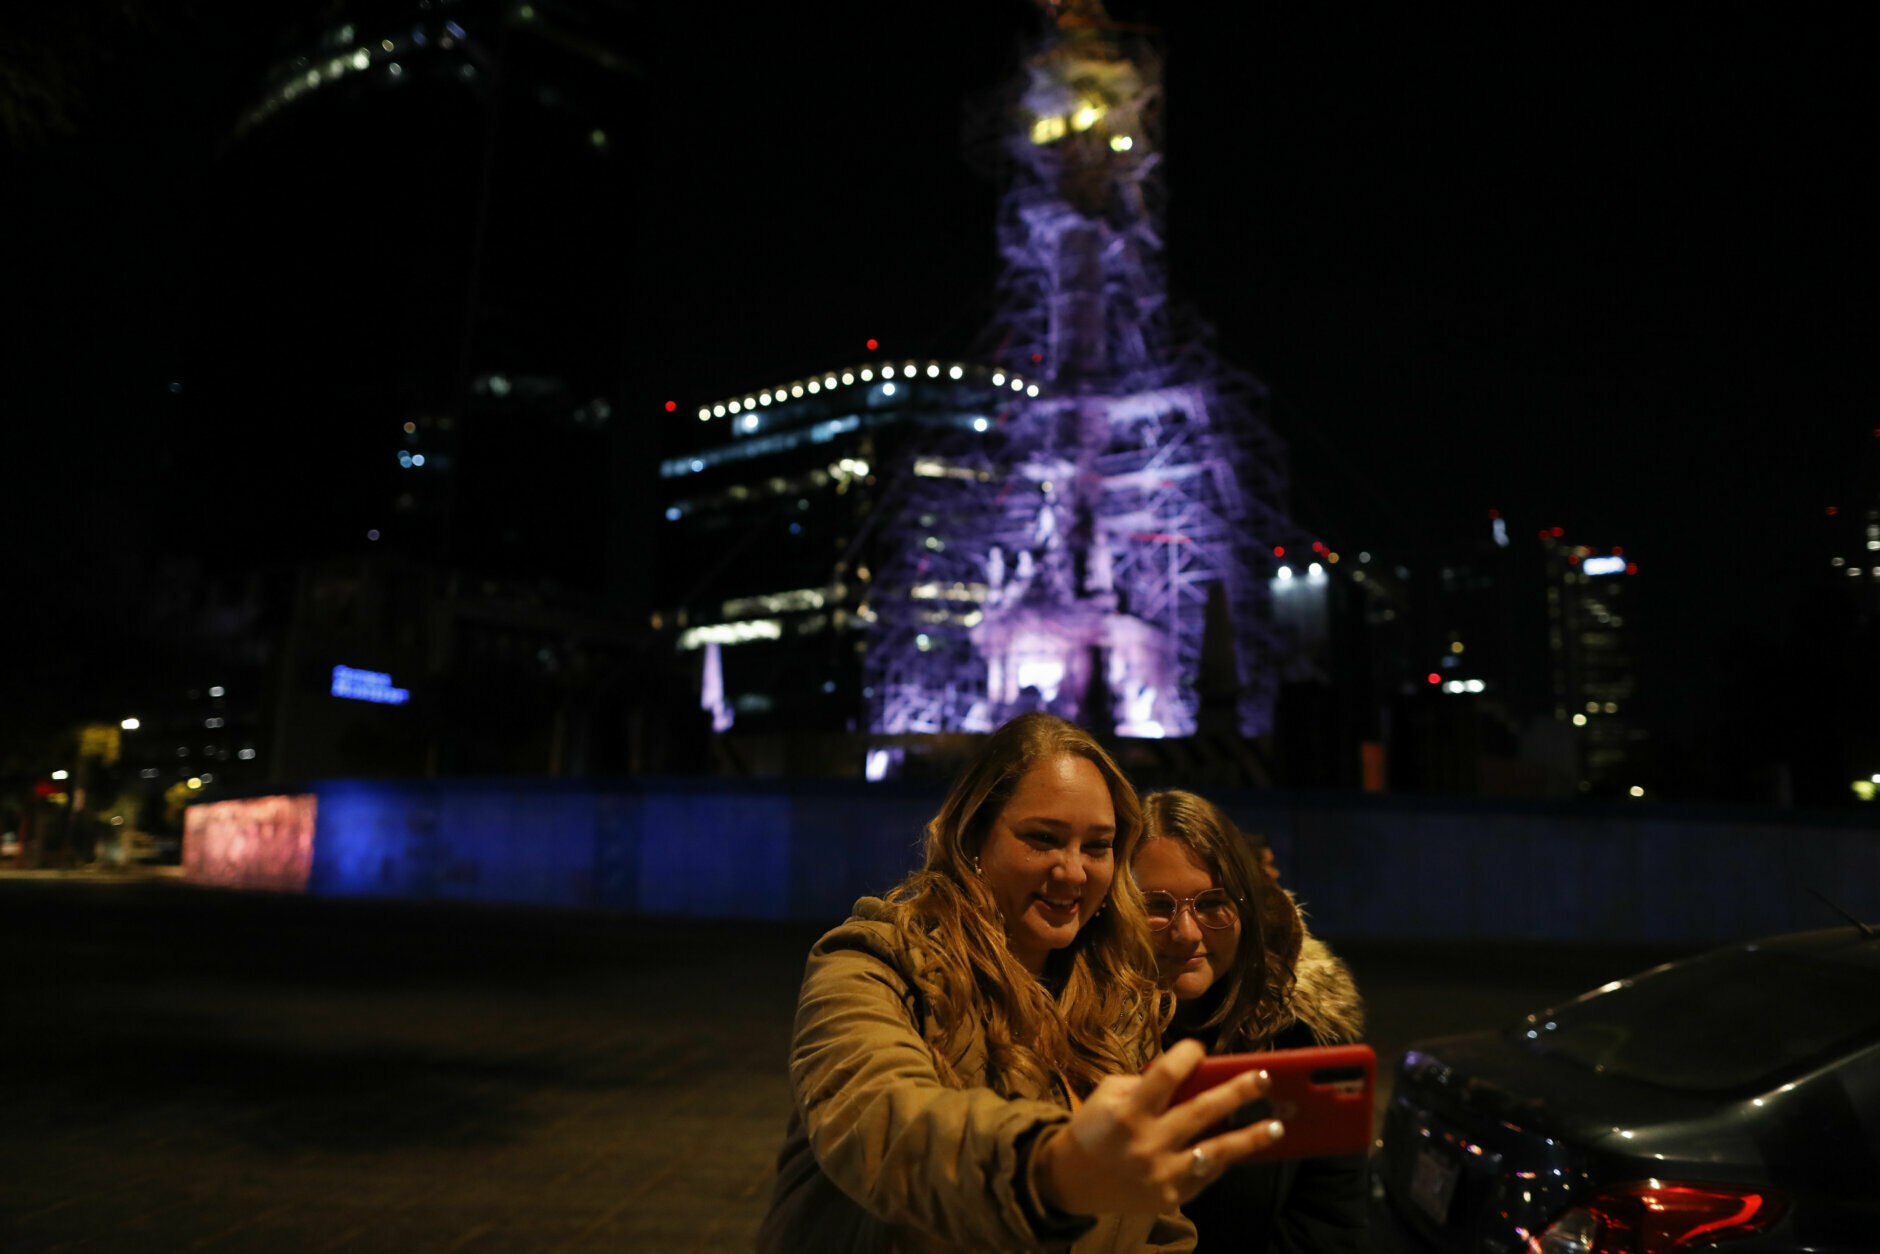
[1282,930,1366,1046]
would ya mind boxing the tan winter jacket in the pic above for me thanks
[757,898,1195,1254]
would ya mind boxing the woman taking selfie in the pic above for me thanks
[1133,790,1367,1254]
[758,714,1285,1253]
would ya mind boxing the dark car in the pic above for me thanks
[1369,926,1880,1253]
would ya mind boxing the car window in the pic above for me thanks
[1518,949,1880,1093]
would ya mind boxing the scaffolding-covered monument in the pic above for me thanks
[868,0,1293,740]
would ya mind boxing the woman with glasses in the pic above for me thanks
[758,716,1284,1254]
[1134,790,1367,1254]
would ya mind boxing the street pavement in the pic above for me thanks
[0,872,1692,1252]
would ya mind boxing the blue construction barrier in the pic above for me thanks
[185,779,1879,945]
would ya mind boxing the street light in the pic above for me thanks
[120,718,140,730]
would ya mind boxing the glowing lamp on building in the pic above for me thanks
[678,620,783,650]
[331,666,411,705]
[1582,555,1628,576]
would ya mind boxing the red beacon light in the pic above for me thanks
[1550,526,1565,538]
[1426,673,1441,685]
[865,339,878,351]
[664,401,677,412]
[1273,545,1286,557]
[1626,562,1638,574]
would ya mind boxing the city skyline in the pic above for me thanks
[4,1,1871,802]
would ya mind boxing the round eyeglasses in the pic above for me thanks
[1141,889,1239,931]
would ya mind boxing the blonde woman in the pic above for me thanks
[759,715,1284,1253]
[1133,791,1366,1254]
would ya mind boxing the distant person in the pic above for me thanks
[1133,790,1367,1254]
[758,713,1285,1253]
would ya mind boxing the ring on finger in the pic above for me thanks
[1188,1146,1214,1180]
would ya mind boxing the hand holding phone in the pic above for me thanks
[1168,1043,1375,1163]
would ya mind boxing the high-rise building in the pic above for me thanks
[654,358,1018,752]
[1542,530,1648,795]
[200,0,641,595]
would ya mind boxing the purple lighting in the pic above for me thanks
[865,2,1293,740]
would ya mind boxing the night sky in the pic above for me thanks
[5,2,1872,774]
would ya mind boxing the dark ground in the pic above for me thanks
[0,872,1693,1252]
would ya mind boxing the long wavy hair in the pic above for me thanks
[880,713,1167,1098]
[1138,790,1303,1051]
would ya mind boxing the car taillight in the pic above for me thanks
[1533,1180,1786,1254]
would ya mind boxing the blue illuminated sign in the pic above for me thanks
[331,665,411,705]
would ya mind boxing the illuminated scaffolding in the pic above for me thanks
[868,0,1294,739]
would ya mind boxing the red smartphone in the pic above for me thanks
[1168,1043,1376,1163]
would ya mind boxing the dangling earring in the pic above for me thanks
[971,855,982,875]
